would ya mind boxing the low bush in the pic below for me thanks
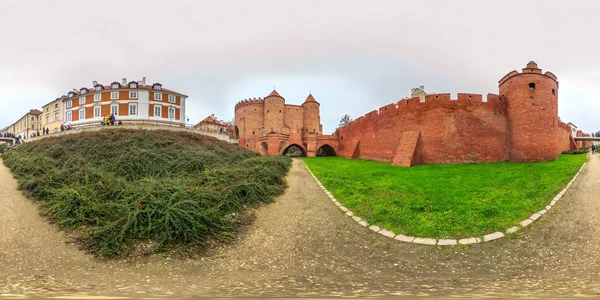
[2,129,291,257]
[562,148,589,154]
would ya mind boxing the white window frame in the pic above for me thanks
[66,111,72,122]
[168,95,176,103]
[111,104,118,116]
[129,91,137,99]
[129,103,137,116]
[66,100,72,108]
[94,106,101,118]
[79,97,86,105]
[154,93,162,100]
[168,106,175,119]
[95,86,102,91]
[112,83,119,89]
[94,94,101,101]
[154,105,162,117]
[80,89,87,94]
[129,83,138,89]
[79,108,85,120]
[153,84,161,91]
[111,91,119,99]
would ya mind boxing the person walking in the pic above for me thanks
[105,115,110,126]
[110,113,115,126]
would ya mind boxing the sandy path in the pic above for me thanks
[1,157,600,298]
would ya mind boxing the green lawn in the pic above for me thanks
[303,155,587,239]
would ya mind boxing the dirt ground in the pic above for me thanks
[1,156,600,298]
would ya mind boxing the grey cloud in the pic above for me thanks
[1,0,599,133]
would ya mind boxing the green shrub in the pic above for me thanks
[562,148,589,154]
[3,129,291,258]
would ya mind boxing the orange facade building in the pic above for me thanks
[60,78,187,128]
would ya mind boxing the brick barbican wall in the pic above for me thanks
[235,63,581,165]
[234,93,338,157]
[336,94,510,164]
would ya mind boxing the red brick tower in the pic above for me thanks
[264,90,285,134]
[302,94,320,157]
[500,61,559,161]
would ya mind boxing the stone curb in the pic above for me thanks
[302,160,587,246]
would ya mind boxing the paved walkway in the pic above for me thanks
[1,157,600,298]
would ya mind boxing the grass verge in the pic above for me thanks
[303,155,587,239]
[2,129,291,258]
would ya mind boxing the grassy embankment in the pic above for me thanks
[2,129,291,257]
[303,155,587,239]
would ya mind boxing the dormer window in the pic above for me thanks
[80,88,88,94]
[68,92,75,98]
[111,82,120,89]
[95,85,103,91]
[129,82,138,89]
[152,83,162,91]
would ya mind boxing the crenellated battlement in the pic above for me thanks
[235,97,265,110]
[342,93,505,129]
[235,61,575,165]
[498,63,559,87]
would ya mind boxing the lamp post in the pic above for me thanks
[169,105,173,127]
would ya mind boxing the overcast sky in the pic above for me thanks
[1,0,599,134]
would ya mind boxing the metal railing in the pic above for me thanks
[24,122,239,144]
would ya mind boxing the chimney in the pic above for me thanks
[142,77,146,85]
[419,85,424,90]
[93,80,98,86]
[122,78,127,85]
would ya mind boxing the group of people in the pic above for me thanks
[1,132,21,145]
[100,114,122,126]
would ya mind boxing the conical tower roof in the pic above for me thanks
[267,90,281,97]
[304,93,318,104]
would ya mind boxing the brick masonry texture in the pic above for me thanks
[235,62,581,166]
[335,62,580,166]
[234,92,338,158]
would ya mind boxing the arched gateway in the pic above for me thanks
[282,144,306,157]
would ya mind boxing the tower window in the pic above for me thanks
[529,83,535,90]
[552,88,556,95]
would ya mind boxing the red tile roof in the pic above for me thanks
[268,90,281,97]
[29,109,42,115]
[199,116,231,126]
[304,93,317,103]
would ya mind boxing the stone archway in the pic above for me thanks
[317,144,337,156]
[282,144,306,157]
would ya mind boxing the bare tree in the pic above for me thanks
[339,114,352,128]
